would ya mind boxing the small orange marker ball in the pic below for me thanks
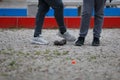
[71,60,76,64]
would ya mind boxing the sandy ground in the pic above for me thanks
[0,28,120,80]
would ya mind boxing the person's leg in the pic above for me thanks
[34,0,50,37]
[110,0,112,3]
[32,0,50,45]
[75,0,94,46]
[92,0,106,46]
[93,0,106,38]
[79,0,94,37]
[44,0,66,34]
[44,0,76,41]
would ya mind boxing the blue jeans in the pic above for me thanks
[80,0,106,38]
[34,0,66,37]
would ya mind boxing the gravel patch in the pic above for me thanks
[0,28,120,80]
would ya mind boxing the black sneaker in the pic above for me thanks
[75,37,85,46]
[92,37,100,46]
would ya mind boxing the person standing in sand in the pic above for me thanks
[31,0,76,45]
[75,0,106,46]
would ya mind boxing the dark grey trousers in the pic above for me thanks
[34,0,66,37]
[80,0,106,38]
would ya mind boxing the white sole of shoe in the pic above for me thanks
[31,40,49,45]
